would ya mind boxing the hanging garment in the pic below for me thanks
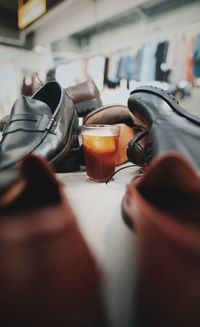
[107,53,121,84]
[168,36,187,84]
[104,57,120,88]
[155,41,169,81]
[134,47,144,81]
[139,43,157,82]
[184,35,196,82]
[116,55,134,81]
[86,56,105,91]
[193,34,200,78]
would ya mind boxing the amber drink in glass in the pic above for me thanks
[81,125,120,182]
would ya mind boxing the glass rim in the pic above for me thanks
[81,124,120,136]
[82,124,119,128]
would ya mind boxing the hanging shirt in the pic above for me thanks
[168,36,187,84]
[193,34,200,78]
[184,35,195,82]
[116,55,134,81]
[155,41,169,81]
[139,43,157,82]
[107,53,121,83]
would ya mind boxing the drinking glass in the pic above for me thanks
[81,124,120,182]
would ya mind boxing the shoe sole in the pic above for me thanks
[131,85,200,126]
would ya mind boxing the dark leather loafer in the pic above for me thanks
[41,78,103,174]
[127,85,200,169]
[0,81,78,191]
[0,79,102,132]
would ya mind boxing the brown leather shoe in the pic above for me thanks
[65,79,103,117]
[122,152,200,326]
[83,103,145,128]
[83,104,145,165]
[0,155,107,327]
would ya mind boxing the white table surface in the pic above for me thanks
[58,164,140,327]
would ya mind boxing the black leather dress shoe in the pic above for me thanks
[0,81,78,191]
[127,85,200,170]
[0,79,102,132]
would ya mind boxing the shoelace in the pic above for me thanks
[106,163,145,184]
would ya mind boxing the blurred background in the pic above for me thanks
[0,0,200,118]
